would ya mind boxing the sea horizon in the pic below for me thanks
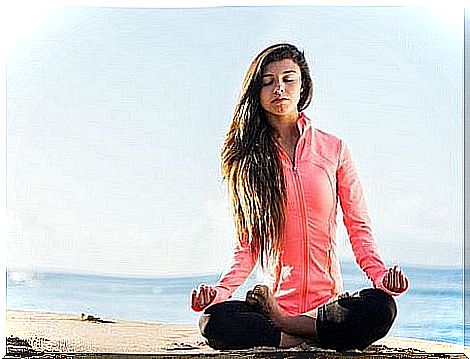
[5,259,464,280]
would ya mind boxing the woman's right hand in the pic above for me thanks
[191,283,217,312]
[382,265,409,294]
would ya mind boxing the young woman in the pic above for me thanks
[190,43,409,351]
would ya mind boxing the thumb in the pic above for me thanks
[210,287,217,298]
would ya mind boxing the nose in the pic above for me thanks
[274,82,285,94]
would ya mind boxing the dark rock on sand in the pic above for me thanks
[6,336,44,358]
[79,313,115,323]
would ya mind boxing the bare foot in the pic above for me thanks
[280,332,308,348]
[246,285,320,345]
[245,284,282,319]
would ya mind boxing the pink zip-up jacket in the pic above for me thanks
[211,112,398,316]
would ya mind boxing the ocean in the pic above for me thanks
[6,262,463,345]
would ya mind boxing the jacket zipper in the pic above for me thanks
[326,248,335,295]
[292,165,308,313]
[327,248,331,276]
[284,141,308,314]
[278,122,309,313]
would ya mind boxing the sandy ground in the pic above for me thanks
[5,309,469,358]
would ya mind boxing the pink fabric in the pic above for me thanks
[210,112,403,314]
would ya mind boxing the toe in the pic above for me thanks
[246,290,258,306]
[258,285,270,298]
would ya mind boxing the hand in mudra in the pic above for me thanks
[191,283,217,312]
[382,265,409,293]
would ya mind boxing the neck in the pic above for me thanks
[266,112,300,142]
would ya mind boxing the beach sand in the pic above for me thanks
[5,309,468,358]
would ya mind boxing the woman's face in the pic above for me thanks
[259,59,302,120]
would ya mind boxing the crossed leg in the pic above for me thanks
[200,285,396,351]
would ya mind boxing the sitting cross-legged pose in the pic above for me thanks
[190,43,409,351]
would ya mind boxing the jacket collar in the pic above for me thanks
[297,111,311,136]
[273,112,312,160]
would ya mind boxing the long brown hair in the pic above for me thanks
[221,43,313,270]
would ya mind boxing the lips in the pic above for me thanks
[272,97,288,104]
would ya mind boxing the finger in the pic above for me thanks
[403,276,409,291]
[203,287,211,305]
[399,272,409,291]
[198,285,207,306]
[382,272,388,288]
[191,290,197,308]
[399,269,406,288]
[192,290,201,311]
[210,287,217,299]
[387,270,394,290]
[246,290,256,304]
[392,269,398,291]
[399,271,405,290]
[200,286,207,307]
[393,272,401,292]
[197,291,204,308]
[389,270,394,291]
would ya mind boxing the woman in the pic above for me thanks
[190,43,409,351]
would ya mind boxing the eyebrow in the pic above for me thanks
[262,70,299,78]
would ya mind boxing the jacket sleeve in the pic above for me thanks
[336,140,403,296]
[210,233,258,304]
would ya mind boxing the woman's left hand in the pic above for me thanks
[382,265,409,293]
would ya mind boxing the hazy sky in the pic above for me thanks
[6,5,463,276]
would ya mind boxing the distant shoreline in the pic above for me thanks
[5,261,464,280]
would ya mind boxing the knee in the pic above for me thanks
[365,289,397,327]
[381,294,397,327]
[199,311,221,339]
[198,303,227,339]
[199,313,228,349]
[198,313,211,338]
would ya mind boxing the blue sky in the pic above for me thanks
[5,5,463,276]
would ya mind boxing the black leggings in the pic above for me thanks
[199,288,397,351]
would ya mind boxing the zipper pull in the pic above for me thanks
[292,166,297,173]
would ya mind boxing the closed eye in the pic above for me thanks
[284,75,299,82]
